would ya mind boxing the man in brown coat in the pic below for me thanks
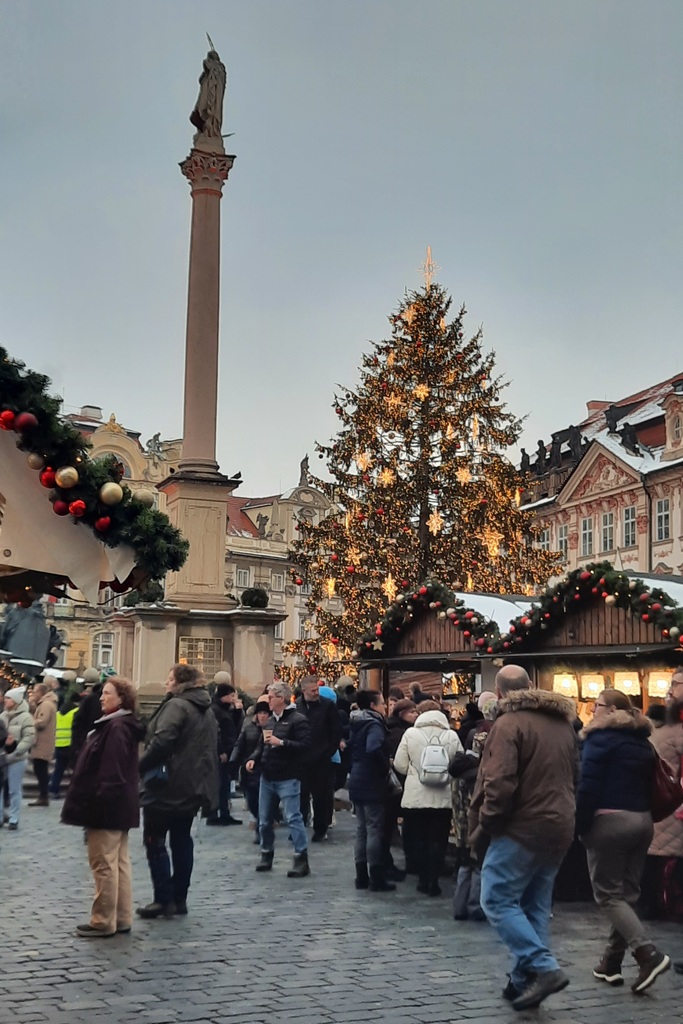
[469,665,578,1012]
[29,681,57,807]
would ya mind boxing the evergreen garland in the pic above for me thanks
[356,561,683,660]
[0,347,188,583]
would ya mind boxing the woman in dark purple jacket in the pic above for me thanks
[62,677,145,938]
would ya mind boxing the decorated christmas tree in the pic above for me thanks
[281,256,558,681]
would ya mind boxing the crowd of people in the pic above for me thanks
[1,662,682,1012]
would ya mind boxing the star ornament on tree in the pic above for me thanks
[371,638,384,650]
[403,303,418,326]
[386,392,402,410]
[427,509,445,536]
[356,451,372,472]
[456,465,472,484]
[482,527,503,559]
[382,573,398,602]
[378,467,396,487]
[414,384,430,401]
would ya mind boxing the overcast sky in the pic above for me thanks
[2,1,682,495]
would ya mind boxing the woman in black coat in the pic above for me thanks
[62,677,145,939]
[577,688,670,994]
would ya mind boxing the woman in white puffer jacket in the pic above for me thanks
[394,704,462,896]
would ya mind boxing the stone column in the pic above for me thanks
[179,149,235,475]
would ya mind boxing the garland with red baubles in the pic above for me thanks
[0,348,188,585]
[355,561,683,659]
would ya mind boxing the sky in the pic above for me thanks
[1,1,682,496]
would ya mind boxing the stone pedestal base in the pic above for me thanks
[158,469,237,610]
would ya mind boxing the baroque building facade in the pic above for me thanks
[523,374,683,577]
[45,407,332,673]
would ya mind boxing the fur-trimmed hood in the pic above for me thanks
[497,688,575,723]
[581,708,652,738]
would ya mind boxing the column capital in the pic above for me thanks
[180,150,236,196]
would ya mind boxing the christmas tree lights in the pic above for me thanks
[281,276,559,681]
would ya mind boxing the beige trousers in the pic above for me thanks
[86,829,132,933]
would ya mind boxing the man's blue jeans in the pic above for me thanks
[259,777,307,855]
[481,835,562,987]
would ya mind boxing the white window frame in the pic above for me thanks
[274,620,284,640]
[271,572,285,592]
[299,617,308,640]
[92,631,115,669]
[581,516,593,557]
[623,506,636,548]
[236,567,251,589]
[557,524,568,560]
[538,527,550,551]
[601,512,614,553]
[656,498,670,541]
[674,416,682,441]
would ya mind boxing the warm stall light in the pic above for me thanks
[552,673,579,697]
[648,669,673,699]
[581,673,605,699]
[613,671,641,697]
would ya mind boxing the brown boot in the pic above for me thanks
[29,798,49,807]
[593,952,624,986]
[632,943,671,993]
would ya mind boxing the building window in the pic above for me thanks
[623,506,636,548]
[300,583,312,596]
[177,636,224,678]
[538,527,550,551]
[274,621,284,640]
[558,524,568,560]
[236,568,251,589]
[656,498,670,541]
[581,517,593,557]
[601,512,614,553]
[674,416,682,441]
[92,631,115,669]
[299,617,308,640]
[271,572,285,592]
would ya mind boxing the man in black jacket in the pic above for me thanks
[296,675,342,843]
[246,681,311,878]
[207,683,244,826]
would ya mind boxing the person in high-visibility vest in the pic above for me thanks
[49,700,78,798]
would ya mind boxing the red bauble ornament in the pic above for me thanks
[574,594,581,601]
[331,637,340,645]
[330,553,338,562]
[402,580,409,587]
[544,613,550,620]
[376,508,385,516]
[642,613,650,622]
[521,616,529,626]
[599,577,606,585]
[95,516,111,532]
[463,630,471,638]
[304,651,310,657]
[579,571,592,581]
[14,411,38,432]
[69,499,87,517]
[509,625,516,633]
[475,638,486,647]
[480,499,488,506]
[662,629,670,638]
[295,578,303,585]
[0,409,15,430]
[639,592,650,603]
[592,587,599,595]
[39,467,56,488]
[419,586,428,595]
[435,601,441,608]
[503,642,510,649]
[487,647,493,654]
[53,500,70,516]
[346,566,355,574]
[651,602,662,612]
[465,610,475,620]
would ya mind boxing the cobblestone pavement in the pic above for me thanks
[2,795,682,1024]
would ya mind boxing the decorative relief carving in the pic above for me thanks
[572,454,636,500]
[637,514,649,535]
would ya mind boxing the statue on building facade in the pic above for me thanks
[548,435,562,470]
[256,513,269,538]
[568,425,583,461]
[299,454,309,487]
[535,439,547,475]
[604,404,621,434]
[190,47,227,139]
[519,448,530,474]
[145,432,164,459]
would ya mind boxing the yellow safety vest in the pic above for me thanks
[55,707,78,748]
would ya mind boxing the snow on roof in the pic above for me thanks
[520,495,556,511]
[453,592,531,625]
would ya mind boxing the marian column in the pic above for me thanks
[158,48,237,609]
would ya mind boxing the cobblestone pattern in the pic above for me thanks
[2,796,682,1024]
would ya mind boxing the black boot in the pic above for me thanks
[369,865,396,892]
[287,852,310,878]
[386,862,406,882]
[255,851,274,872]
[355,861,369,890]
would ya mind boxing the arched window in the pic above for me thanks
[674,416,681,442]
[97,452,131,478]
[92,631,115,669]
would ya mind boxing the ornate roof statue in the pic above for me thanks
[190,44,227,141]
[299,454,310,487]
